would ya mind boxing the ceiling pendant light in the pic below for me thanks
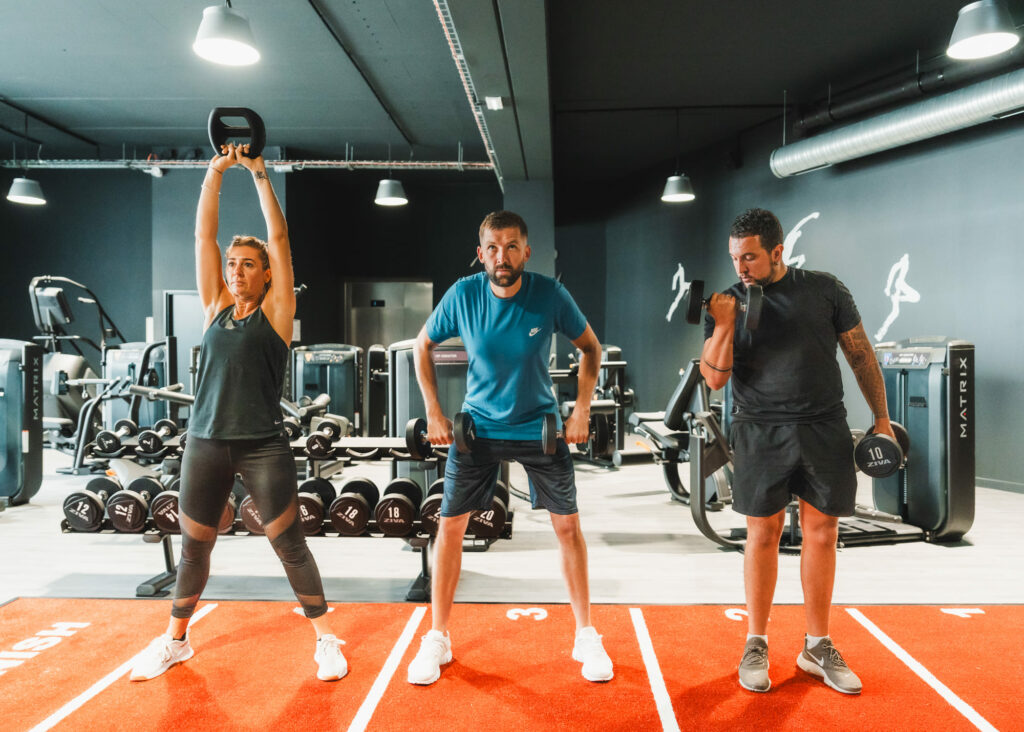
[193,2,261,66]
[947,0,1019,60]
[661,109,696,203]
[375,178,408,206]
[7,176,46,206]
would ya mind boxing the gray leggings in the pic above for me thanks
[173,433,327,619]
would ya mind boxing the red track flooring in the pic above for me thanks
[1,598,1017,731]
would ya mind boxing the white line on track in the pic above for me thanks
[846,607,998,732]
[630,607,680,732]
[347,605,427,732]
[30,602,219,732]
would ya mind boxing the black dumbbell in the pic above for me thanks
[419,478,446,536]
[151,489,181,534]
[137,419,179,454]
[329,477,380,536]
[107,476,164,533]
[330,418,434,461]
[853,422,910,478]
[305,415,348,458]
[94,419,138,454]
[63,476,120,532]
[374,478,423,537]
[208,107,266,159]
[282,416,302,440]
[455,411,560,456]
[468,480,510,538]
[238,494,265,535]
[685,279,764,331]
[297,478,336,536]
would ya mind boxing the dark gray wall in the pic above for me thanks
[0,170,152,368]
[564,117,1023,488]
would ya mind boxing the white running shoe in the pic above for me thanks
[407,629,452,685]
[314,634,348,681]
[572,626,614,681]
[129,633,194,681]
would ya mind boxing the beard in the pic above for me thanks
[485,261,524,287]
[751,259,781,287]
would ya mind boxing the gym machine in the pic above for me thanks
[0,340,43,505]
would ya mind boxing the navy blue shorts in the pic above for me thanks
[440,437,577,517]
[730,418,857,518]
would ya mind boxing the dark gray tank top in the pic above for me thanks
[189,305,288,439]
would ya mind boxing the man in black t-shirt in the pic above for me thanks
[701,208,896,696]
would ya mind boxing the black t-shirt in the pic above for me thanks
[189,305,288,439]
[703,268,861,424]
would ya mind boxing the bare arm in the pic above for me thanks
[563,324,601,445]
[238,150,295,340]
[838,321,895,438]
[699,293,737,390]
[414,326,453,445]
[195,151,235,325]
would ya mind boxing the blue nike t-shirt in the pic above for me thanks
[426,271,588,439]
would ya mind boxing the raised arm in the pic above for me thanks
[237,149,295,338]
[699,293,737,390]
[195,149,236,324]
[838,321,895,439]
[563,324,601,445]
[414,325,453,446]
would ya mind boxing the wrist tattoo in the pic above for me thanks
[703,359,732,373]
[254,170,267,180]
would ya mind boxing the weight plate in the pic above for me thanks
[151,491,181,533]
[63,491,104,532]
[405,417,430,459]
[329,493,372,535]
[542,412,558,455]
[743,284,764,331]
[107,491,148,533]
[854,432,902,478]
[419,494,443,536]
[685,280,705,325]
[453,412,475,454]
[239,495,264,535]
[591,413,612,458]
[297,494,325,536]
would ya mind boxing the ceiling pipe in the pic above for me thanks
[798,47,1024,132]
[770,65,1024,178]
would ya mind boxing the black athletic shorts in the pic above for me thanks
[729,418,857,517]
[441,437,577,516]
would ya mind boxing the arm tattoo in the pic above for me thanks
[254,170,267,181]
[703,359,732,373]
[838,323,889,418]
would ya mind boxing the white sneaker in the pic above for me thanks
[407,629,452,685]
[129,633,194,681]
[314,634,348,681]
[572,626,613,682]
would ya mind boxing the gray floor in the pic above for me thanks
[2,449,1021,607]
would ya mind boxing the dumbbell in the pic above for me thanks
[208,107,266,159]
[137,419,179,454]
[150,479,239,534]
[63,476,120,532]
[329,477,380,536]
[684,279,764,331]
[418,478,446,536]
[853,422,910,478]
[454,411,560,456]
[468,480,510,538]
[106,476,164,533]
[331,418,434,461]
[304,415,349,458]
[282,416,302,440]
[94,419,138,454]
[296,478,336,536]
[374,478,423,537]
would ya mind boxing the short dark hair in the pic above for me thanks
[730,208,783,253]
[479,210,528,240]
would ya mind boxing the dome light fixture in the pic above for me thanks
[374,178,408,206]
[947,0,1019,60]
[7,176,47,206]
[193,2,261,66]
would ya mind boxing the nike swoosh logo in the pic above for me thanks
[529,327,541,336]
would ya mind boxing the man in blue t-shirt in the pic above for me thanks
[405,210,613,686]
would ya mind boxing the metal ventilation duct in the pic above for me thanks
[770,66,1024,177]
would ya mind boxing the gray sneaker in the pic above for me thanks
[797,637,862,694]
[738,637,770,692]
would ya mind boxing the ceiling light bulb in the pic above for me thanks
[193,4,261,66]
[948,0,1020,59]
[375,179,408,206]
[485,96,504,111]
[7,177,46,205]
[661,175,695,203]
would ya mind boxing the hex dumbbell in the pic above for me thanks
[329,477,380,536]
[374,478,423,537]
[63,476,120,532]
[107,476,164,533]
[853,422,910,478]
[137,419,179,454]
[94,419,138,454]
[685,279,764,331]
